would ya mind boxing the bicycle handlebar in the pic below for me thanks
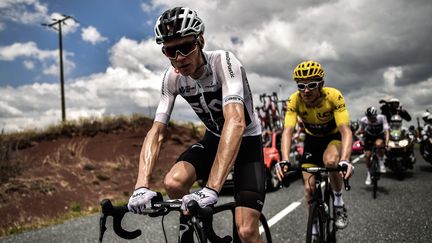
[300,165,351,191]
[99,192,232,243]
[187,200,233,243]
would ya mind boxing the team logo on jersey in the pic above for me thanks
[317,111,332,121]
[225,52,235,78]
[335,104,346,110]
[179,86,194,94]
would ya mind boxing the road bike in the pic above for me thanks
[98,192,272,243]
[369,147,381,199]
[301,165,351,243]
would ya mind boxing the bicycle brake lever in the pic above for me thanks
[100,199,142,240]
[98,210,107,243]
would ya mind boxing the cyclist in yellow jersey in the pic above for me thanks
[276,60,354,231]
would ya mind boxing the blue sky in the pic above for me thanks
[1,0,432,132]
[0,0,158,87]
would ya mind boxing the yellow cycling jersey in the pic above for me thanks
[284,87,350,137]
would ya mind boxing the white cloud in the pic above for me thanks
[0,22,5,31]
[81,26,108,45]
[23,60,34,69]
[0,0,49,24]
[0,41,76,76]
[0,42,56,61]
[109,37,167,72]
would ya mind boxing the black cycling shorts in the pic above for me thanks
[301,132,342,167]
[363,133,385,151]
[176,131,266,212]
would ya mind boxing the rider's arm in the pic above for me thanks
[134,69,176,189]
[207,103,245,192]
[135,121,167,189]
[281,126,295,160]
[332,89,352,161]
[282,93,299,160]
[338,124,353,162]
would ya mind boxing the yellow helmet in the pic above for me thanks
[293,60,325,80]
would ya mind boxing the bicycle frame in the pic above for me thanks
[302,166,351,243]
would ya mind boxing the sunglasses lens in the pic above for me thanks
[163,42,197,59]
[297,84,306,90]
[308,83,318,89]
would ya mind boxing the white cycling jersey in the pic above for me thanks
[154,50,261,137]
[359,114,390,136]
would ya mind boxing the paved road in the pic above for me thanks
[1,149,432,243]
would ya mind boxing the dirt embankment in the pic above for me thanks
[0,120,201,235]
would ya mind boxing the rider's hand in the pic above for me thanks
[275,160,291,181]
[181,186,218,211]
[127,187,157,214]
[338,160,354,179]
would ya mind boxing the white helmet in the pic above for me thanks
[154,7,205,44]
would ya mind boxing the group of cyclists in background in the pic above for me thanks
[104,6,432,243]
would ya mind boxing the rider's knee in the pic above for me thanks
[375,139,384,148]
[324,159,338,168]
[237,224,258,242]
[163,174,185,195]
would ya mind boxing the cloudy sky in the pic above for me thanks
[1,0,431,132]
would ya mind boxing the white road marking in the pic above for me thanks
[352,154,365,164]
[259,200,302,234]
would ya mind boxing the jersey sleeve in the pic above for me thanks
[217,51,245,106]
[154,69,177,124]
[284,92,299,128]
[358,117,366,131]
[331,88,350,127]
[382,115,390,130]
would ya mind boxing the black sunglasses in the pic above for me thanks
[296,81,323,91]
[162,41,198,59]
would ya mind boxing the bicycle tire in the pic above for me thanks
[306,201,324,243]
[324,185,336,243]
[371,156,379,199]
[212,202,273,243]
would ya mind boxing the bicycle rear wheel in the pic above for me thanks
[306,201,324,243]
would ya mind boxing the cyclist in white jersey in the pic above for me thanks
[356,107,389,185]
[127,7,265,243]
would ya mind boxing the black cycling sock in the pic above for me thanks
[178,214,194,243]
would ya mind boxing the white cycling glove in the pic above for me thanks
[338,160,355,178]
[127,187,157,214]
[181,186,219,211]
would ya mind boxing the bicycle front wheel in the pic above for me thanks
[306,201,324,243]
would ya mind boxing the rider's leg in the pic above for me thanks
[323,142,342,195]
[364,150,372,184]
[235,206,263,243]
[323,142,349,229]
[303,172,316,206]
[375,138,386,172]
[164,161,197,198]
[164,161,197,243]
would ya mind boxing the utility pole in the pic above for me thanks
[42,15,78,122]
